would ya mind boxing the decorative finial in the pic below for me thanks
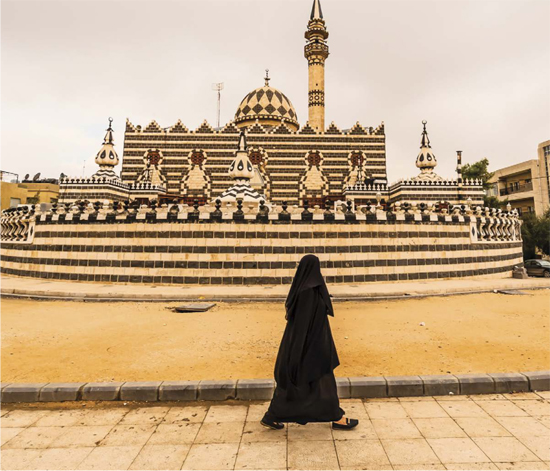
[310,0,323,20]
[420,120,430,148]
[108,117,113,129]
[264,69,270,86]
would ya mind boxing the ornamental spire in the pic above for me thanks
[264,69,270,86]
[413,120,441,182]
[229,131,254,181]
[310,0,323,19]
[93,117,120,179]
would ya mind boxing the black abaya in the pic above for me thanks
[264,255,344,425]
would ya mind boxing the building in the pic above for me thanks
[487,140,550,216]
[0,174,59,211]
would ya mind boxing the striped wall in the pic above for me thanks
[0,220,523,285]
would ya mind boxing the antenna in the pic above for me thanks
[211,82,224,128]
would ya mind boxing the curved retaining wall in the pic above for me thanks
[0,215,523,285]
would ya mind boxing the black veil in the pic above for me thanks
[285,254,333,320]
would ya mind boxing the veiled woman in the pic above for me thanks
[261,254,358,430]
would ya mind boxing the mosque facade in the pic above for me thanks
[119,0,389,207]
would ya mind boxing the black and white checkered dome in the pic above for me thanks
[235,85,298,129]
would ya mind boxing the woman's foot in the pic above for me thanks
[332,416,359,429]
[260,413,284,430]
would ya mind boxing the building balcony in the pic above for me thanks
[499,181,533,196]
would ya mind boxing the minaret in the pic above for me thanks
[93,117,120,179]
[304,0,329,132]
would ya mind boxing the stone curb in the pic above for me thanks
[1,372,548,404]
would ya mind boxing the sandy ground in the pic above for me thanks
[1,290,549,383]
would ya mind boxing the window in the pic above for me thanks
[9,198,21,208]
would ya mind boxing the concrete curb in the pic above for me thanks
[2,371,549,403]
[2,286,549,303]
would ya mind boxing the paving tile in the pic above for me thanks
[444,463,498,469]
[241,420,287,442]
[129,444,191,470]
[1,410,49,428]
[2,426,66,449]
[118,407,170,425]
[77,445,142,470]
[33,447,94,470]
[204,405,248,423]
[412,418,468,438]
[34,409,88,427]
[365,402,409,419]
[0,448,43,470]
[472,394,508,401]
[0,409,10,418]
[1,427,25,446]
[339,400,370,419]
[439,401,491,418]
[288,422,333,441]
[517,435,550,461]
[332,418,378,440]
[400,401,450,418]
[428,437,491,463]
[50,425,113,448]
[194,421,245,444]
[536,416,550,429]
[513,400,550,416]
[371,418,422,439]
[235,441,286,470]
[503,393,542,400]
[496,416,550,437]
[288,439,339,470]
[455,417,512,437]
[363,397,399,402]
[334,438,391,468]
[434,395,474,401]
[99,424,156,447]
[393,465,445,470]
[477,401,529,417]
[182,443,239,470]
[381,438,441,465]
[473,437,540,462]
[146,423,200,445]
[244,403,270,422]
[535,391,550,400]
[163,406,209,424]
[340,465,393,470]
[398,396,437,402]
[76,408,129,426]
[495,462,549,470]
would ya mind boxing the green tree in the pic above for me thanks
[521,209,550,260]
[461,158,507,209]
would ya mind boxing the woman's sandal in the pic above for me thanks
[260,417,285,430]
[332,417,359,430]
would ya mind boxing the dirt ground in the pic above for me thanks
[1,290,549,383]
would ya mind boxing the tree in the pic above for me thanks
[521,209,550,260]
[461,158,507,209]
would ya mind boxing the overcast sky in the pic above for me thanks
[2,0,549,183]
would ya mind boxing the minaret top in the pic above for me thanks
[415,120,438,172]
[310,0,323,20]
[95,117,119,169]
[229,131,254,181]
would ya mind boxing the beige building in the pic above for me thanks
[487,140,550,216]
[0,181,59,210]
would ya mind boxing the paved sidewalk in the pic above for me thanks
[2,392,550,470]
[1,274,549,302]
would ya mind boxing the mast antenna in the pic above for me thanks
[211,82,224,128]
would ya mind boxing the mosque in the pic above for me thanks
[58,0,484,208]
[2,0,521,287]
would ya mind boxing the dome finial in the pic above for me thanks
[420,120,430,148]
[264,69,270,86]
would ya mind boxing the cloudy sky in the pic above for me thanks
[2,0,549,183]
